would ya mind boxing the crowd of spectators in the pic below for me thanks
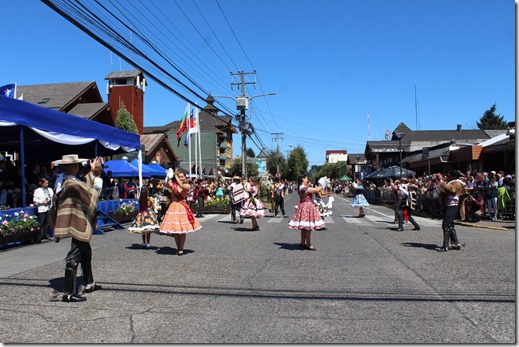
[328,170,515,222]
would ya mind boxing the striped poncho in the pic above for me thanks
[47,179,99,243]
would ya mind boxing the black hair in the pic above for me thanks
[297,174,307,192]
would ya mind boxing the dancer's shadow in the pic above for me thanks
[402,242,439,250]
[155,246,177,255]
[273,242,302,251]
[234,227,255,232]
[126,243,148,250]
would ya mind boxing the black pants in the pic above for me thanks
[274,194,286,216]
[395,199,419,229]
[196,196,205,216]
[442,205,460,248]
[63,238,93,295]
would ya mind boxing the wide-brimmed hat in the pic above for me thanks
[232,175,241,181]
[53,154,88,165]
[398,177,408,182]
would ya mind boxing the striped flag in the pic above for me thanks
[176,103,190,146]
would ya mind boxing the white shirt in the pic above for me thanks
[33,187,54,213]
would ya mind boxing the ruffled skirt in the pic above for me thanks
[159,201,202,234]
[351,194,370,208]
[239,197,266,218]
[288,201,325,230]
[128,208,160,234]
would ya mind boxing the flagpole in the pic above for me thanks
[188,132,192,179]
[197,107,202,178]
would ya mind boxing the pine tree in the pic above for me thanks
[477,104,508,130]
[115,101,138,134]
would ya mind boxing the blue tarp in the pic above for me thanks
[103,160,151,178]
[130,159,167,177]
[0,96,140,150]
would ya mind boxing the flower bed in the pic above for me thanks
[194,196,230,214]
[108,200,139,224]
[0,210,40,246]
[109,210,138,224]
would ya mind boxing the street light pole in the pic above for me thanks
[394,132,405,179]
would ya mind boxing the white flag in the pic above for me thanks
[188,107,200,134]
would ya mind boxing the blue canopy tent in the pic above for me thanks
[146,163,167,177]
[103,160,151,178]
[0,96,141,206]
[130,159,166,177]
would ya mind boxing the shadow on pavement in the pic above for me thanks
[402,242,439,250]
[274,242,303,251]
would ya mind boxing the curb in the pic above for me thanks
[454,221,509,231]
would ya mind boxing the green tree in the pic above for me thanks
[286,146,309,181]
[246,148,256,158]
[477,104,508,130]
[266,149,287,177]
[115,103,138,134]
[230,159,259,177]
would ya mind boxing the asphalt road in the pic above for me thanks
[0,193,515,344]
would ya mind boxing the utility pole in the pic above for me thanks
[271,132,283,177]
[230,70,256,179]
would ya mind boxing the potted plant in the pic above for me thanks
[109,200,139,223]
[0,210,40,245]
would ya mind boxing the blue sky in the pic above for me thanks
[2,0,515,166]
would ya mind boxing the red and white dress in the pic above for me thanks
[288,185,325,230]
[239,185,266,218]
[159,183,202,234]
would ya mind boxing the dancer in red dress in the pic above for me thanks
[288,174,325,250]
[159,168,202,256]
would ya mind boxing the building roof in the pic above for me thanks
[326,150,347,155]
[67,102,110,119]
[105,70,143,80]
[17,82,96,111]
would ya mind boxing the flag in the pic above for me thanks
[184,132,190,147]
[176,103,190,144]
[188,107,200,134]
[0,84,16,98]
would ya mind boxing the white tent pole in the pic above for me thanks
[138,149,143,189]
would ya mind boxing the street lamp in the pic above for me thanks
[394,132,405,178]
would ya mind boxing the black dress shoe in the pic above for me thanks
[62,294,87,302]
[412,227,420,231]
[85,283,102,293]
[396,228,404,231]
[438,247,448,252]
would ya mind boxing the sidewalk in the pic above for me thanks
[454,217,515,231]
[375,199,515,231]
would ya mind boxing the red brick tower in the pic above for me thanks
[105,70,146,134]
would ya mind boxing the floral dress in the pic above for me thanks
[159,183,202,234]
[128,198,160,234]
[288,185,325,230]
[239,185,266,218]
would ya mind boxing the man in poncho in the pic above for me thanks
[48,155,102,302]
